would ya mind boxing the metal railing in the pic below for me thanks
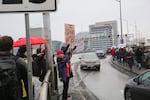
[39,70,52,100]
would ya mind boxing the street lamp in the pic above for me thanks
[116,0,123,44]
[122,19,129,35]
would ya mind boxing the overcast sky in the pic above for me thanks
[0,0,149,42]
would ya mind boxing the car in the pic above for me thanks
[124,70,150,100]
[96,50,106,58]
[79,53,100,71]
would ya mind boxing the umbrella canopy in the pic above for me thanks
[13,37,48,47]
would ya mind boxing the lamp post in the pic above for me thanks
[122,19,129,35]
[116,0,123,44]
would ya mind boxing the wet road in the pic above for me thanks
[72,53,131,100]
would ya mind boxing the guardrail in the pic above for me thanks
[39,70,52,100]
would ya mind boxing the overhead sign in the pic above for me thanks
[0,0,57,13]
[65,24,75,46]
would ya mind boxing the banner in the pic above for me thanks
[65,24,75,46]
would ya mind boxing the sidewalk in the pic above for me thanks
[110,59,147,75]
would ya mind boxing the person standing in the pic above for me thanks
[135,48,143,69]
[126,49,134,71]
[0,36,28,100]
[110,48,116,61]
[56,50,72,100]
[32,48,46,82]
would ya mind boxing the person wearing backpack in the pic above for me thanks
[0,36,28,100]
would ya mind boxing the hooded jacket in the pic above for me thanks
[57,53,70,82]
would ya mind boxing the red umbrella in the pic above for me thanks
[13,37,48,47]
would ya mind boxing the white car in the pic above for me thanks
[79,53,100,71]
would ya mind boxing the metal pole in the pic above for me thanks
[119,0,123,44]
[126,20,129,35]
[25,13,33,100]
[42,12,56,93]
[134,21,138,45]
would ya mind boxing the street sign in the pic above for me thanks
[0,0,57,13]
[100,35,105,39]
[120,38,124,44]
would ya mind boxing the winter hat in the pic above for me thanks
[56,50,64,55]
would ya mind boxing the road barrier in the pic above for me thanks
[39,70,52,100]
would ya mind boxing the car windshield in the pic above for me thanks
[82,53,98,60]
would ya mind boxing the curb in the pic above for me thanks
[109,60,138,76]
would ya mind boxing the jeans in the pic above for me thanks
[62,78,70,100]
[138,63,142,69]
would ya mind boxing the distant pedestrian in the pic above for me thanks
[0,36,28,100]
[126,50,134,71]
[119,48,124,63]
[135,48,143,69]
[111,48,116,61]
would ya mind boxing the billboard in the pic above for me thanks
[65,24,75,46]
[0,0,57,13]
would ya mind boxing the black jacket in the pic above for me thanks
[0,52,28,100]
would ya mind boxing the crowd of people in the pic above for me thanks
[0,35,74,100]
[110,46,148,72]
[0,35,48,100]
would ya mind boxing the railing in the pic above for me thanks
[39,70,52,100]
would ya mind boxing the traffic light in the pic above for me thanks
[2,0,22,4]
[29,0,46,3]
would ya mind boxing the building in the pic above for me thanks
[75,32,89,52]
[52,40,65,54]
[89,20,118,51]
[75,21,118,52]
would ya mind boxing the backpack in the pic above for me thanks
[0,56,20,100]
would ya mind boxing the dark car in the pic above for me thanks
[124,70,150,100]
[79,53,100,71]
[96,50,106,58]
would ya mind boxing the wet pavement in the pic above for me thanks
[58,54,149,100]
[110,58,147,77]
[58,62,100,100]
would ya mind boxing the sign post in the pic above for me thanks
[25,13,33,100]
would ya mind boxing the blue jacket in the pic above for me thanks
[57,54,70,82]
